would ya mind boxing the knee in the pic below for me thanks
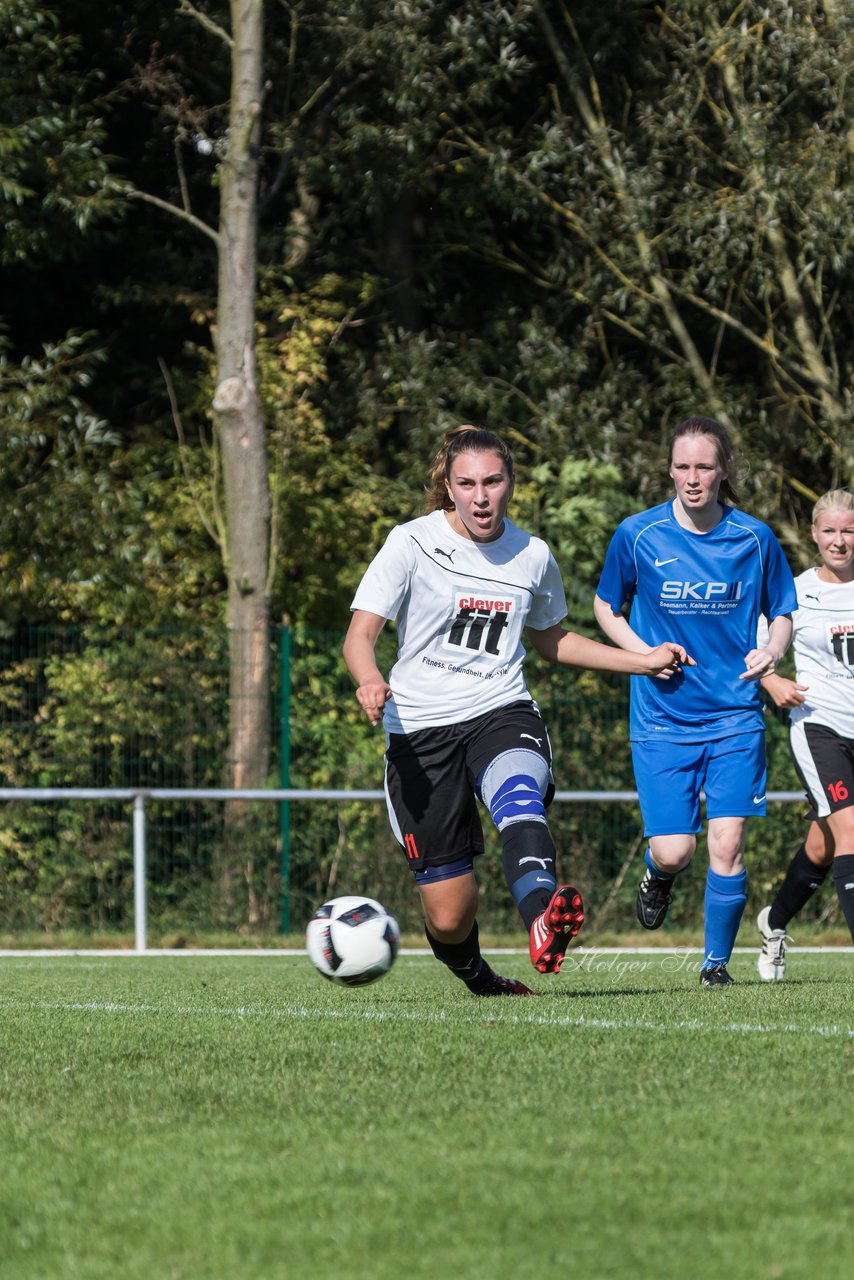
[424,902,476,942]
[707,840,744,873]
[420,882,478,942]
[650,836,696,874]
[828,809,854,855]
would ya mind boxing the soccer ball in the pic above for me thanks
[306,895,400,987]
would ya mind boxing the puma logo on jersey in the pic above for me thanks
[434,547,455,562]
[520,733,543,747]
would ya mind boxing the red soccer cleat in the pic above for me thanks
[529,885,585,974]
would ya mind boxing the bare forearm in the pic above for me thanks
[343,610,392,725]
[592,595,652,654]
[766,614,793,664]
[528,624,692,678]
[343,631,386,687]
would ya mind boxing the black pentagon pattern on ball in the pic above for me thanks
[383,921,400,962]
[339,961,388,986]
[319,922,343,973]
[337,902,381,927]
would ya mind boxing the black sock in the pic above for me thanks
[501,820,558,931]
[768,844,829,931]
[832,855,854,942]
[425,921,490,990]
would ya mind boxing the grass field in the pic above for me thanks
[1,948,851,1280]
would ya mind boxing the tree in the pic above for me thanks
[129,0,271,793]
[210,0,270,792]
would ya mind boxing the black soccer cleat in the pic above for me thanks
[635,867,674,930]
[699,963,734,988]
[471,966,535,997]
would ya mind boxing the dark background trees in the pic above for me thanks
[5,0,852,640]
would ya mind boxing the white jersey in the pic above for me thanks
[350,509,567,733]
[788,566,854,739]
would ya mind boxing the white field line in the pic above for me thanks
[0,946,852,957]
[0,992,851,1040]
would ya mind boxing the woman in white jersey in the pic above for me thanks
[343,425,691,997]
[756,489,854,979]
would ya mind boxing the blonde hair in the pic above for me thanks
[425,424,515,512]
[812,489,854,522]
[667,416,740,506]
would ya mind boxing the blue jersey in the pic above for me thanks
[596,500,797,742]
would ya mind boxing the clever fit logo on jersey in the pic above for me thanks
[828,623,854,670]
[433,590,522,670]
[659,580,743,613]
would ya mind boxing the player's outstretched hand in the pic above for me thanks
[644,643,695,680]
[740,647,781,681]
[761,674,808,708]
[356,680,392,725]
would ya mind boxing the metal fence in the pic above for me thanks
[0,625,815,939]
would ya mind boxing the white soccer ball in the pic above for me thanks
[306,895,400,987]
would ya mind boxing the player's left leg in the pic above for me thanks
[757,821,829,981]
[471,701,584,974]
[701,732,765,986]
[827,806,854,943]
[632,739,703,930]
[800,728,854,942]
[417,865,533,996]
[702,816,748,984]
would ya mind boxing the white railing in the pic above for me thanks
[0,787,805,952]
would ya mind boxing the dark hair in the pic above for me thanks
[667,416,740,506]
[426,425,515,512]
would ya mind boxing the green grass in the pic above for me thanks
[1,950,852,1280]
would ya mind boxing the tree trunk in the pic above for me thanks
[212,0,270,920]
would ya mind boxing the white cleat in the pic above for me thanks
[756,906,791,981]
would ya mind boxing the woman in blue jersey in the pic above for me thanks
[755,489,854,979]
[594,416,797,986]
[344,424,691,997]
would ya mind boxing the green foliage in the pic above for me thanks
[0,0,125,265]
[0,624,805,938]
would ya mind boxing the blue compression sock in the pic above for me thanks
[703,868,747,968]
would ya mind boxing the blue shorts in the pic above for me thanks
[631,732,767,837]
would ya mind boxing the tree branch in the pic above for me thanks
[176,0,233,48]
[127,189,221,248]
[157,357,222,547]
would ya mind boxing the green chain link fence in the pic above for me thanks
[0,625,812,941]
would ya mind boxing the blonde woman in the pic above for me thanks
[757,489,854,979]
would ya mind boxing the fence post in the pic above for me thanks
[133,793,148,952]
[279,626,292,935]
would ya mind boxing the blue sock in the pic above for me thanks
[644,846,675,880]
[703,868,748,968]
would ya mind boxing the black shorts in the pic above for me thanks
[384,700,553,875]
[790,721,854,820]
